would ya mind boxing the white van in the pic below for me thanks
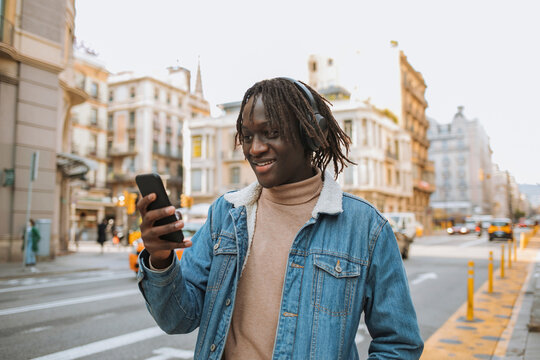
[383,212,418,241]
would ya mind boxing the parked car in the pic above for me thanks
[387,218,412,259]
[129,221,204,273]
[383,212,417,242]
[447,223,469,235]
[488,218,514,241]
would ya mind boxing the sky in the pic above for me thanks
[74,0,540,184]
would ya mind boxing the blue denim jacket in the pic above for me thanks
[137,173,423,359]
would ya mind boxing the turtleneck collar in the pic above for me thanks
[260,168,323,205]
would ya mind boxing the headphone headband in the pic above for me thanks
[279,77,327,151]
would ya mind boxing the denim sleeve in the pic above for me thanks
[364,221,424,359]
[136,205,215,334]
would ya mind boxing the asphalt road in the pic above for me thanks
[0,230,527,359]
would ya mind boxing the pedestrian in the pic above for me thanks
[136,78,423,359]
[75,212,86,250]
[23,219,40,266]
[97,218,107,254]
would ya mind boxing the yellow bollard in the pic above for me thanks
[520,232,525,250]
[501,244,505,278]
[508,240,512,269]
[513,238,517,262]
[488,251,493,293]
[467,261,474,321]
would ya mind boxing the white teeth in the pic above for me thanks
[255,160,274,166]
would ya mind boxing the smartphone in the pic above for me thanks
[135,173,184,242]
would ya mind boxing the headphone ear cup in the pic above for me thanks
[302,114,327,152]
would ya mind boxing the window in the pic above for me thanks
[128,138,135,152]
[192,135,202,158]
[191,169,202,191]
[361,118,368,146]
[90,82,98,98]
[107,140,112,153]
[166,93,171,104]
[107,114,114,130]
[177,165,183,177]
[343,119,353,138]
[152,159,158,173]
[130,87,136,98]
[128,157,135,172]
[344,166,354,185]
[153,141,158,153]
[108,91,114,102]
[90,108,98,126]
[129,111,135,128]
[107,163,113,175]
[154,88,159,100]
[165,162,170,174]
[230,167,240,185]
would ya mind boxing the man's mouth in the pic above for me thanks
[251,159,275,172]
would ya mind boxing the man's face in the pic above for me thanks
[241,96,314,188]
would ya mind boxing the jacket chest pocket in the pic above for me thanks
[311,254,363,316]
[207,232,237,292]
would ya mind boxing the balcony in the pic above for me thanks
[109,148,138,157]
[385,150,399,162]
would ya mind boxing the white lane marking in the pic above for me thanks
[411,272,438,285]
[458,237,487,248]
[0,289,138,316]
[146,347,194,360]
[23,326,53,334]
[31,326,165,360]
[0,272,134,294]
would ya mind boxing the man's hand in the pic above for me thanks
[137,193,193,269]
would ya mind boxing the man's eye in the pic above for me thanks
[267,130,280,138]
[243,134,253,142]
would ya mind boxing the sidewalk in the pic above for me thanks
[419,231,540,359]
[0,241,132,279]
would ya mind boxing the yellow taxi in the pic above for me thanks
[129,221,204,273]
[488,218,514,241]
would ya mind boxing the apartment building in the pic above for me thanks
[107,65,210,231]
[491,164,520,219]
[308,47,433,230]
[0,0,86,260]
[331,95,413,212]
[67,47,114,241]
[427,107,494,222]
[185,101,255,204]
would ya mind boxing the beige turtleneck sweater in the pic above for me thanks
[223,170,323,359]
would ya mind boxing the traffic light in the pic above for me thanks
[181,194,188,208]
[127,193,138,215]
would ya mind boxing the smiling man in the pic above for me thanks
[136,78,423,359]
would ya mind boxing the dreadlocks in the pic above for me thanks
[235,77,355,177]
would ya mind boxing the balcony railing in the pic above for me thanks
[0,16,15,47]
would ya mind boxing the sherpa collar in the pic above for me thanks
[223,170,343,219]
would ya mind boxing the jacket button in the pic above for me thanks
[210,344,216,352]
[335,260,342,273]
[213,243,219,250]
[225,298,231,306]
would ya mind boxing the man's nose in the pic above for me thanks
[249,136,268,155]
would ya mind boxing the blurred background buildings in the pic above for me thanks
[0,0,537,262]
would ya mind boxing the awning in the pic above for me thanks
[56,152,98,178]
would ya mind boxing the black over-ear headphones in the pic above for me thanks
[280,77,328,151]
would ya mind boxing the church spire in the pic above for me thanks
[194,56,204,98]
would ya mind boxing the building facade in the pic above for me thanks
[332,99,413,213]
[185,101,255,205]
[106,66,209,234]
[67,48,114,242]
[308,48,434,230]
[428,107,494,223]
[0,0,86,261]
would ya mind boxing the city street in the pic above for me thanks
[0,229,534,360]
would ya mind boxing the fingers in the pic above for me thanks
[136,193,156,217]
[145,219,184,240]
